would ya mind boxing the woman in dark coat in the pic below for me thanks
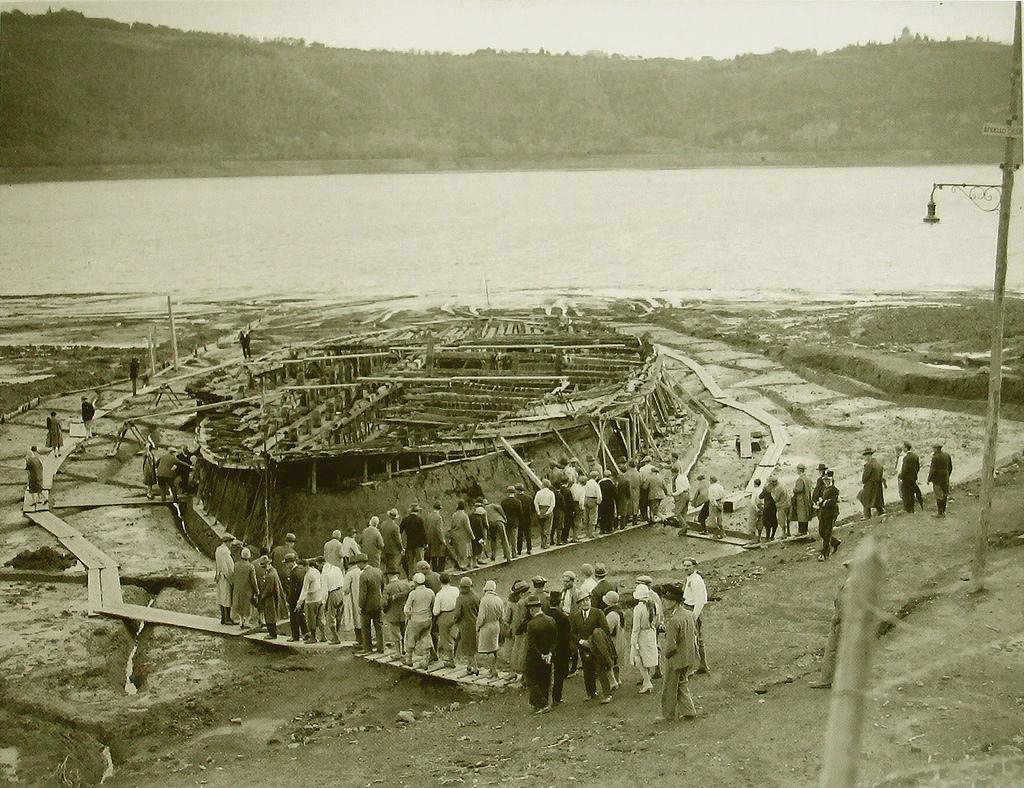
[45,411,63,456]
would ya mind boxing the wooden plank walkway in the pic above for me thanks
[660,347,791,507]
[53,496,167,510]
[358,650,519,688]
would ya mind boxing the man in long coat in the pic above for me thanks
[256,555,288,639]
[360,517,385,569]
[380,509,404,576]
[282,553,308,641]
[898,442,921,513]
[655,584,700,722]
[927,443,954,517]
[522,594,556,713]
[214,534,235,624]
[791,464,814,534]
[858,448,885,519]
[424,503,448,571]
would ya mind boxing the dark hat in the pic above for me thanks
[824,470,835,478]
[861,448,875,455]
[531,575,547,588]
[515,484,526,492]
[658,583,685,603]
[511,579,529,594]
[283,552,297,562]
[524,594,545,608]
[817,463,828,472]
[932,443,943,449]
[594,563,607,578]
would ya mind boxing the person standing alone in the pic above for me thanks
[897,442,921,513]
[928,443,953,517]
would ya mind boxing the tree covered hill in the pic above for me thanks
[0,8,1015,176]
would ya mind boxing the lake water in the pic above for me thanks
[1,165,1020,299]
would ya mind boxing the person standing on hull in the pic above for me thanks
[522,594,557,714]
[672,463,690,533]
[638,456,654,522]
[928,443,953,518]
[858,448,885,519]
[897,442,921,514]
[598,470,617,534]
[692,474,710,532]
[706,475,725,536]
[582,471,602,539]
[484,498,514,564]
[646,464,667,524]
[654,583,700,723]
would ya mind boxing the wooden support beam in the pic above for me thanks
[498,437,542,489]
[591,419,620,474]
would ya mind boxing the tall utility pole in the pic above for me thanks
[973,0,1021,594]
[166,294,180,370]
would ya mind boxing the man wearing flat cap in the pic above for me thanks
[522,594,556,713]
[927,443,953,517]
[270,532,296,583]
[858,448,885,519]
[655,583,700,722]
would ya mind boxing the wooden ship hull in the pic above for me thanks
[188,315,681,554]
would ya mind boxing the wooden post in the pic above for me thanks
[820,536,884,788]
[973,0,1021,594]
[310,461,318,495]
[147,325,157,378]
[166,295,179,370]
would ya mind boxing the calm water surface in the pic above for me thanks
[1,165,1019,298]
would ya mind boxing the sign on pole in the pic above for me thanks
[982,123,1023,138]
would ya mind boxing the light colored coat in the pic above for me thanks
[630,600,659,668]
[214,543,234,608]
[791,473,813,522]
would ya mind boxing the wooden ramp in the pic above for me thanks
[359,650,519,688]
[53,496,168,510]
[683,530,751,547]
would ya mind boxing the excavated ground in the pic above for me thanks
[2,297,1023,786]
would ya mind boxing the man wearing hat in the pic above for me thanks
[360,516,385,570]
[590,563,615,611]
[810,560,853,688]
[484,498,514,564]
[858,448,885,519]
[817,472,842,560]
[569,588,613,703]
[791,464,813,535]
[359,554,385,653]
[270,532,296,581]
[476,580,504,678]
[638,456,654,522]
[296,557,324,643]
[583,471,603,538]
[402,572,435,668]
[896,442,921,513]
[382,571,412,655]
[522,594,556,713]
[516,483,537,554]
[256,554,288,640]
[811,464,829,522]
[624,458,641,524]
[452,577,480,673]
[321,549,347,645]
[655,583,700,722]
[543,590,572,704]
[282,553,308,641]
[214,533,236,624]
[380,508,405,577]
[927,443,953,517]
[501,486,524,557]
[400,504,427,577]
[692,474,710,532]
[424,502,447,572]
[533,479,556,550]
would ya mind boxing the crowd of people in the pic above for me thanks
[213,528,712,722]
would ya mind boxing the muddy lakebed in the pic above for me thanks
[1,292,1023,785]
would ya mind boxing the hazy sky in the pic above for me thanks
[1,1,1015,59]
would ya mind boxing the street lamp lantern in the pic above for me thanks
[921,182,1002,223]
[922,198,939,224]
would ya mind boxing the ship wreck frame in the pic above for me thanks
[189,314,684,553]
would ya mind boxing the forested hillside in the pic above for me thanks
[0,8,1015,177]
